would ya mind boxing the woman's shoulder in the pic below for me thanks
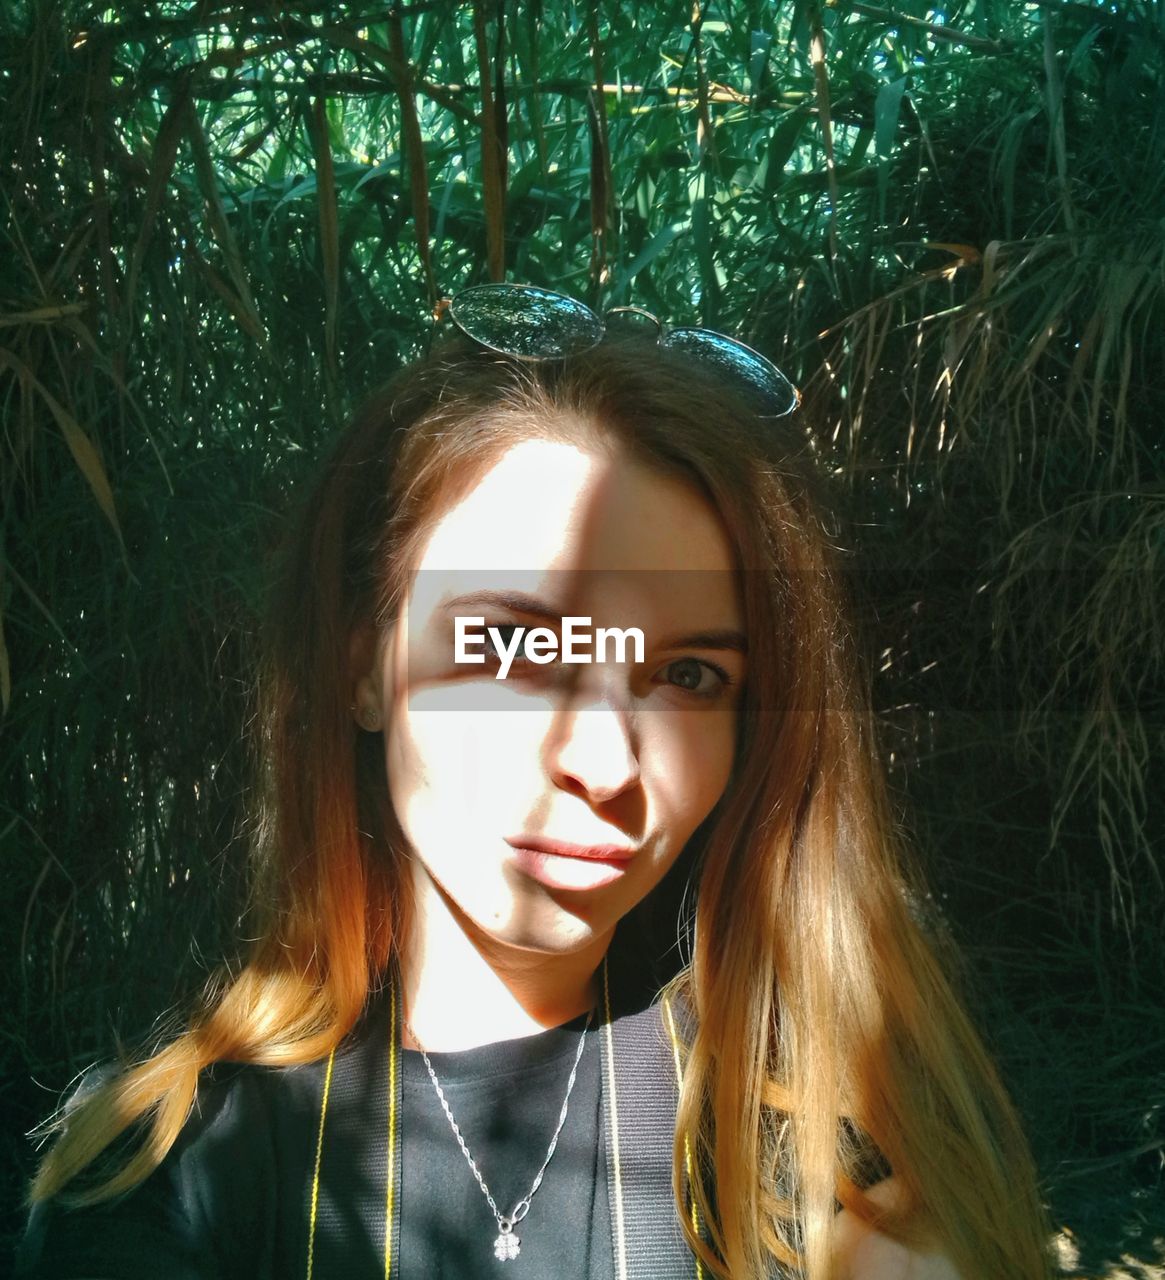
[18,1064,277,1280]
[16,1045,345,1280]
[831,1178,965,1280]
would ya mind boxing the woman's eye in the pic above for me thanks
[482,624,538,665]
[483,624,516,657]
[658,657,734,699]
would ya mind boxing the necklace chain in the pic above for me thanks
[405,1007,593,1261]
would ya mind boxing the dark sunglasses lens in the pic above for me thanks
[450,285,602,359]
[662,328,799,416]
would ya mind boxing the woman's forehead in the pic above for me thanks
[414,438,736,577]
[407,569,746,643]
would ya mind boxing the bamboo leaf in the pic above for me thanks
[749,29,774,101]
[993,106,1041,239]
[0,304,87,328]
[474,1,506,282]
[1042,9,1076,235]
[874,74,907,218]
[763,107,812,195]
[389,13,435,302]
[0,348,124,554]
[874,75,908,159]
[610,220,689,294]
[184,97,267,349]
[124,84,191,317]
[586,87,611,293]
[586,4,612,295]
[193,256,268,347]
[308,93,341,374]
[807,2,838,263]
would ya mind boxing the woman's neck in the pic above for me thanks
[400,870,609,1052]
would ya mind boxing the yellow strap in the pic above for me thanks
[384,978,398,1280]
[306,980,398,1280]
[306,1046,336,1280]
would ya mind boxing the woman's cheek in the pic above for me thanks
[646,708,737,830]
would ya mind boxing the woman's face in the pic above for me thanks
[363,435,746,964]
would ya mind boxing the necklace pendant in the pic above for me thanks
[493,1229,521,1261]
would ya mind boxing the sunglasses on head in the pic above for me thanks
[436,283,801,419]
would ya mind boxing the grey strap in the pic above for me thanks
[601,1001,701,1279]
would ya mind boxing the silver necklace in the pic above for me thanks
[405,1009,593,1262]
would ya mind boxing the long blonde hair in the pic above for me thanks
[31,339,1052,1279]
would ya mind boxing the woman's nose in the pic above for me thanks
[543,696,640,803]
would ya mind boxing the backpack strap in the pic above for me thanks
[601,970,704,1279]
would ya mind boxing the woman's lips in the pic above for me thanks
[505,835,635,861]
[503,835,635,890]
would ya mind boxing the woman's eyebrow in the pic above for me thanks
[439,589,566,624]
[655,628,748,655]
[439,591,747,655]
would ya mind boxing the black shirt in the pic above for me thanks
[17,1005,613,1280]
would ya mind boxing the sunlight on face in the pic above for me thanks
[370,436,746,961]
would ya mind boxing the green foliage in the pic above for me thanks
[2,0,1162,1271]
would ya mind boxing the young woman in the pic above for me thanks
[19,290,1054,1280]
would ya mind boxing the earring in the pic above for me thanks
[356,703,382,732]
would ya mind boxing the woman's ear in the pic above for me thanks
[349,623,385,732]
